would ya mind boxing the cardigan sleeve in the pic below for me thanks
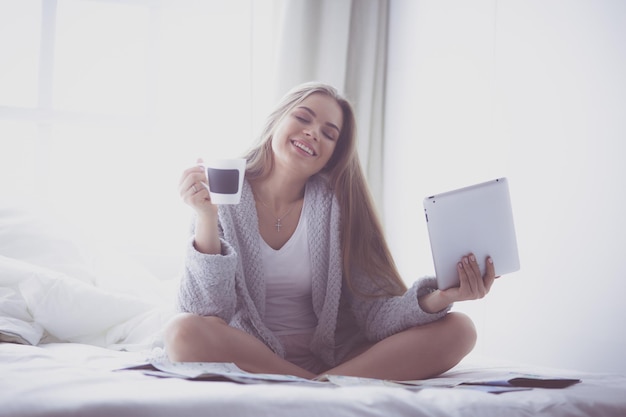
[349,275,452,342]
[175,235,238,321]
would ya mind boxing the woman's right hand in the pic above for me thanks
[179,159,222,254]
[179,158,217,218]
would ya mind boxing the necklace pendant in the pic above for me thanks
[274,218,282,232]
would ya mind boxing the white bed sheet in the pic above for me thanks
[1,342,625,417]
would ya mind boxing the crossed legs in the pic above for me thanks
[324,312,476,380]
[163,312,476,381]
[163,314,315,378]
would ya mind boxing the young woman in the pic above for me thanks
[165,82,496,380]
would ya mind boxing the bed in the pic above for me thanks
[2,206,626,417]
[3,342,626,417]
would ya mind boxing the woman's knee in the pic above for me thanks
[444,312,477,354]
[163,313,226,352]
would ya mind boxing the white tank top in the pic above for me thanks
[261,204,317,335]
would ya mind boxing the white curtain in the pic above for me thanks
[272,0,389,209]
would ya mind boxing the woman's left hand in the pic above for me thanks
[418,253,498,313]
[442,254,497,303]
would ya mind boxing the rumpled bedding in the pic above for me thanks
[0,205,176,350]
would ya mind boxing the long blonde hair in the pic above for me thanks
[245,82,407,297]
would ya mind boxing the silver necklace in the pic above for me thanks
[257,199,295,232]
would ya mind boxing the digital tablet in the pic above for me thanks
[423,177,520,290]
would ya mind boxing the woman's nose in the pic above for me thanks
[304,126,319,141]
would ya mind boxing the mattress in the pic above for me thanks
[1,342,625,417]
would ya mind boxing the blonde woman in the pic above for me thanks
[165,82,496,380]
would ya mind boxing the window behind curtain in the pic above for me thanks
[0,0,278,279]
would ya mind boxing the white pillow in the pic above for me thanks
[0,285,44,345]
[0,255,166,347]
[0,206,97,284]
[0,204,172,304]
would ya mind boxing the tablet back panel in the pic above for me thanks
[423,178,520,290]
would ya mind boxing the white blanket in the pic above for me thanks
[0,205,175,349]
[0,255,173,349]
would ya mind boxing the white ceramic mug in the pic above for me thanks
[205,158,246,204]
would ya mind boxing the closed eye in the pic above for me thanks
[323,130,337,141]
[293,107,339,140]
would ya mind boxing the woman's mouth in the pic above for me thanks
[292,140,316,156]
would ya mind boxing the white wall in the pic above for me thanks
[384,0,626,374]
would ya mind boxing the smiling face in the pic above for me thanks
[270,93,344,180]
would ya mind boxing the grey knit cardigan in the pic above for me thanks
[177,175,451,367]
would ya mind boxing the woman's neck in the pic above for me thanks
[250,171,307,211]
